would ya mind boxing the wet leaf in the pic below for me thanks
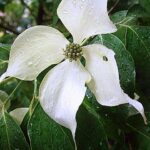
[0,111,29,150]
[28,103,75,150]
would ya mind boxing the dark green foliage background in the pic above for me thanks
[0,0,150,150]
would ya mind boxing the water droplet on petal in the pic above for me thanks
[63,10,69,14]
[28,61,33,66]
[80,4,83,9]
[72,0,77,4]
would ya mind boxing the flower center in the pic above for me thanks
[64,43,83,61]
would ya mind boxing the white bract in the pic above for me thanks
[0,0,146,146]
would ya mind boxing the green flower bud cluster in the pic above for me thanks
[64,43,83,61]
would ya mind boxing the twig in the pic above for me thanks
[36,1,44,24]
[108,0,120,14]
[20,0,37,19]
[20,0,32,13]
[0,23,20,35]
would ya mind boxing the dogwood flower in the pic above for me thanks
[0,0,146,144]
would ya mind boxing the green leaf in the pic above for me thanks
[128,4,150,18]
[126,26,150,95]
[28,103,75,150]
[0,90,10,113]
[139,0,150,14]
[10,81,32,109]
[115,24,150,96]
[90,34,135,95]
[52,0,61,26]
[5,1,24,22]
[127,4,150,26]
[76,100,109,150]
[77,97,132,149]
[0,111,29,150]
[111,10,136,25]
[0,90,8,103]
[112,11,150,95]
[111,10,128,24]
[0,44,10,75]
[127,113,150,150]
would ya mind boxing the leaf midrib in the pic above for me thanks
[3,112,11,150]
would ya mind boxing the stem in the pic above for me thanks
[29,79,38,116]
[33,79,38,98]
[81,37,90,46]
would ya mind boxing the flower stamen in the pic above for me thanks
[64,43,83,61]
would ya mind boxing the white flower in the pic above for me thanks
[0,0,146,143]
